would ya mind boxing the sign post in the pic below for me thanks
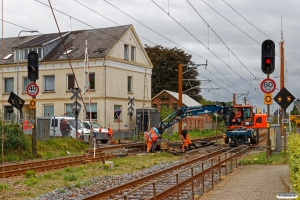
[70,88,82,138]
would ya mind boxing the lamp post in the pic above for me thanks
[16,30,38,123]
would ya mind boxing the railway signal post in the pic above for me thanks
[261,39,275,159]
[27,51,39,157]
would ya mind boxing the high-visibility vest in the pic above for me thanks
[150,129,158,141]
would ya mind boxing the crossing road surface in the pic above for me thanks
[201,165,290,200]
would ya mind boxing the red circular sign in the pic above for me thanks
[26,83,39,97]
[260,78,276,94]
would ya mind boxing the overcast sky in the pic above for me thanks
[1,0,299,114]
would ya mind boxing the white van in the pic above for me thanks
[50,117,88,138]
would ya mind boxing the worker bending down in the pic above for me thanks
[150,126,160,153]
[145,131,152,153]
[181,126,192,152]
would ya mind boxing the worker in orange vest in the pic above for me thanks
[145,131,152,153]
[108,127,113,139]
[150,126,159,153]
[181,126,191,152]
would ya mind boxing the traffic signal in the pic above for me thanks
[27,51,39,81]
[261,40,275,74]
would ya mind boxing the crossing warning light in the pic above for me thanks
[277,96,282,103]
[287,96,292,102]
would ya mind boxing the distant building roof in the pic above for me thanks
[152,90,201,107]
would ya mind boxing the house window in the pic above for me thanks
[127,76,132,93]
[89,73,95,90]
[124,44,129,60]
[44,105,54,117]
[4,78,13,93]
[114,105,122,120]
[44,76,55,91]
[67,74,75,90]
[23,77,31,92]
[131,46,135,61]
[4,106,14,121]
[65,104,73,117]
[152,104,157,108]
[15,47,43,61]
[85,103,97,120]
[172,103,178,110]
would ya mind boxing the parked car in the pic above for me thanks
[83,121,109,143]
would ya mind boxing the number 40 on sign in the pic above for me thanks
[26,83,39,97]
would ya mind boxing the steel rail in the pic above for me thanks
[82,147,233,200]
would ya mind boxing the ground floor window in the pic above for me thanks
[4,106,14,121]
[85,103,97,120]
[44,105,54,117]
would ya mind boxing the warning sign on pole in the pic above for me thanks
[29,99,36,109]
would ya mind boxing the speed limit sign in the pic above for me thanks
[260,78,276,94]
[26,83,39,97]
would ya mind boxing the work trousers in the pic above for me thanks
[147,140,153,153]
[151,140,157,153]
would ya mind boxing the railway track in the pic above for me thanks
[0,135,230,179]
[82,146,248,200]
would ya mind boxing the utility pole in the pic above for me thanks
[280,18,286,153]
[178,63,183,135]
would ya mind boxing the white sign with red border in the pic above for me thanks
[260,78,276,94]
[26,83,39,97]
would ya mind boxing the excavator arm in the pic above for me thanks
[158,104,227,134]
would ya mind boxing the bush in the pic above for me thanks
[287,133,300,195]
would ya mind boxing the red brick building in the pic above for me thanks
[151,90,213,130]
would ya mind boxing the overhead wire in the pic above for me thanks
[223,0,279,43]
[41,0,260,100]
[202,0,280,57]
[36,0,155,53]
[187,0,261,87]
[94,0,244,94]
[74,0,239,95]
[152,0,263,96]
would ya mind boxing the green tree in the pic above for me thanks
[160,105,174,121]
[290,98,300,115]
[145,45,202,102]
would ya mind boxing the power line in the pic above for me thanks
[201,0,280,57]
[152,0,264,97]
[35,0,154,54]
[77,0,207,60]
[75,0,242,95]
[223,0,279,43]
[186,0,261,88]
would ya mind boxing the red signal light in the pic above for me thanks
[265,58,271,64]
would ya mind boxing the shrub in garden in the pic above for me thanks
[287,133,300,195]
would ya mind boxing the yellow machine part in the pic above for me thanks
[290,115,300,128]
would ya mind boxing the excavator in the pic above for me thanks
[223,104,268,146]
[157,103,268,146]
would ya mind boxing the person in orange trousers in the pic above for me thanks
[145,131,152,153]
[181,126,191,152]
[108,127,113,139]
